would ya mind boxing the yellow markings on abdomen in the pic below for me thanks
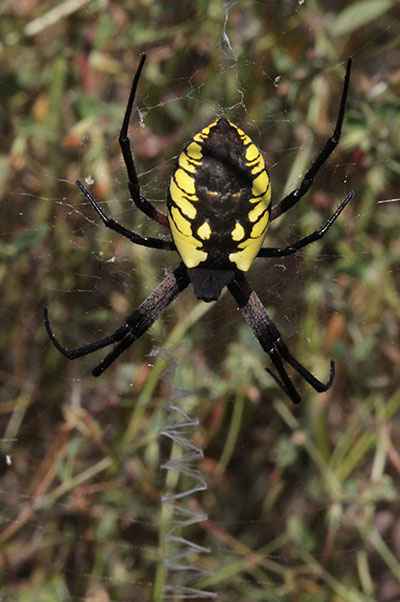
[226,132,271,271]
[252,170,269,199]
[174,168,196,196]
[169,180,197,219]
[197,221,211,240]
[170,206,192,236]
[185,141,203,161]
[228,208,270,270]
[250,212,269,238]
[229,239,260,271]
[231,124,252,146]
[245,143,259,162]
[229,145,271,271]
[248,201,266,223]
[231,221,245,241]
[179,152,197,173]
[168,140,208,269]
[169,215,207,268]
[169,183,207,268]
[193,120,218,145]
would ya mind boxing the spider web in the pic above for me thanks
[2,2,400,601]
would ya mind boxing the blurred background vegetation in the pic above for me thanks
[1,0,400,600]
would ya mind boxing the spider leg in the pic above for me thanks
[92,263,190,376]
[76,180,175,251]
[263,310,335,393]
[44,306,129,359]
[271,58,352,223]
[227,272,334,404]
[118,54,169,228]
[44,263,190,374]
[258,191,353,258]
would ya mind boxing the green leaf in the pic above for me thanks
[12,224,49,254]
[287,516,315,552]
[331,0,394,36]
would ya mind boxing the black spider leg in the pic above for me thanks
[44,263,190,376]
[258,191,353,258]
[119,54,169,228]
[76,180,175,251]
[227,272,334,404]
[270,58,352,223]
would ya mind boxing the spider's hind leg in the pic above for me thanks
[44,263,190,374]
[270,58,352,222]
[44,307,129,359]
[228,272,334,403]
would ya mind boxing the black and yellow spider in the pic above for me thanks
[45,55,353,404]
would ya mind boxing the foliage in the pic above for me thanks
[1,1,400,601]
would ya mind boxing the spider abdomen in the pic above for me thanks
[167,118,271,284]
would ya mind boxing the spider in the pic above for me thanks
[45,55,353,404]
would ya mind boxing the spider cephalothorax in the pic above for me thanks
[45,55,353,403]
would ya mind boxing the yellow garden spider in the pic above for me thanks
[45,55,353,404]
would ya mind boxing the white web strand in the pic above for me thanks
[157,350,217,599]
[220,1,238,61]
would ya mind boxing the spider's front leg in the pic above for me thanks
[270,58,352,223]
[228,272,334,403]
[118,54,169,227]
[76,180,175,251]
[258,191,353,258]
